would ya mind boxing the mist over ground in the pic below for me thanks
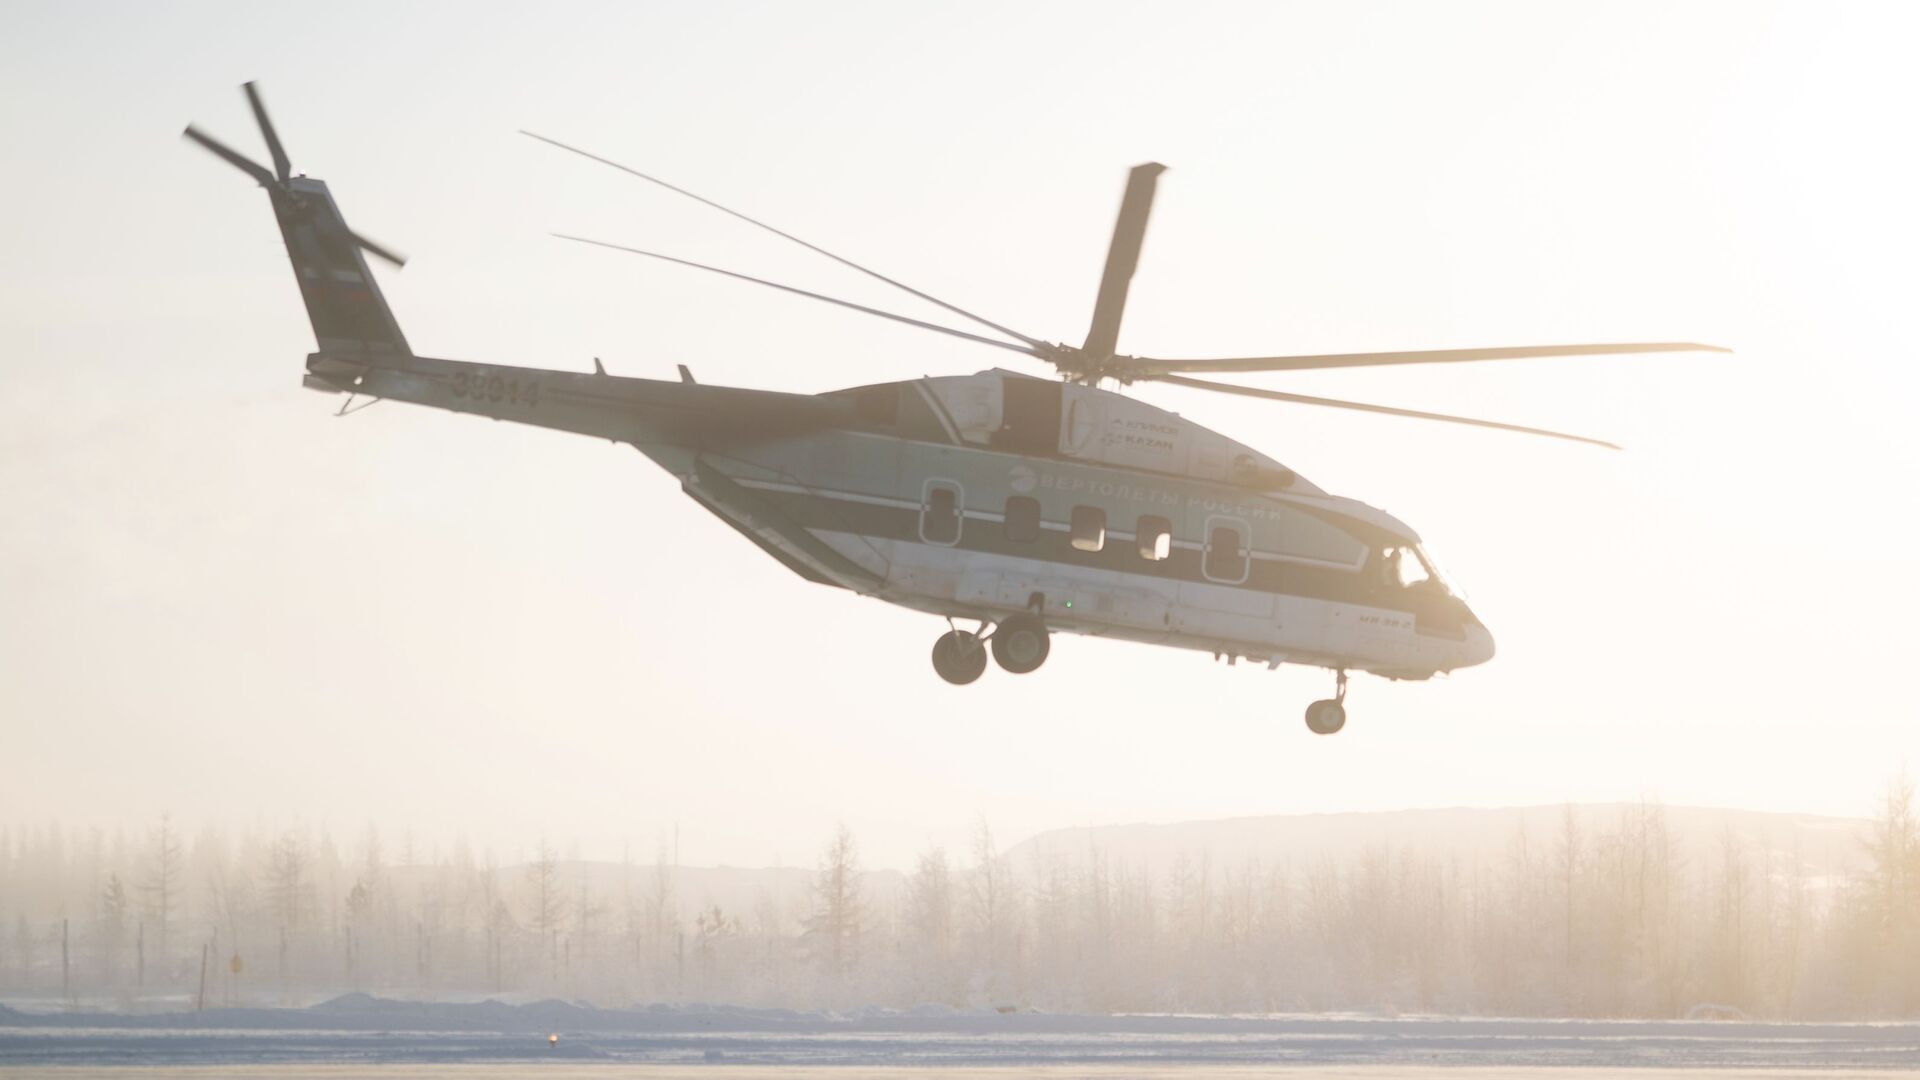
[7,790,1919,1021]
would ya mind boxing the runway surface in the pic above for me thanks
[6,997,1920,1075]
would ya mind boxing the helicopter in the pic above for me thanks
[185,84,1724,735]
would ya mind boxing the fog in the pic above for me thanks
[6,790,1920,1019]
[5,0,1920,1033]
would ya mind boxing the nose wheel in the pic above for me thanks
[1305,670,1349,735]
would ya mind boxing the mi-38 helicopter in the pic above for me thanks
[186,83,1724,735]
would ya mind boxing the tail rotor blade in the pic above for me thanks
[1144,373,1623,449]
[242,81,292,183]
[1081,162,1166,362]
[182,125,278,188]
[347,228,408,268]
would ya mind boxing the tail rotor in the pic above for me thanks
[183,82,407,268]
[184,82,413,358]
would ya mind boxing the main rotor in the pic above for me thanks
[522,132,1728,449]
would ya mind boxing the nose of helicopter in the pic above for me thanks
[1462,619,1497,668]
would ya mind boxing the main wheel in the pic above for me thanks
[991,615,1051,674]
[1304,699,1347,736]
[931,629,988,685]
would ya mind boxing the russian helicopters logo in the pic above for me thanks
[1008,464,1037,493]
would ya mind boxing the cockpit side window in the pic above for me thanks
[1377,543,1471,638]
[1393,547,1430,588]
[1378,545,1447,592]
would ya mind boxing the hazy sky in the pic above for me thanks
[4,1,1917,870]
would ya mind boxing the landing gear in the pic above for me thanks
[931,628,988,685]
[1305,670,1349,736]
[931,613,1050,683]
[991,614,1050,674]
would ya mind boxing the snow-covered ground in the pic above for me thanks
[6,995,1920,1071]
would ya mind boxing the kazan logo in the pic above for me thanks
[1008,464,1037,493]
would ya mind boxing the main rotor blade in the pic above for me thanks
[523,131,1046,349]
[555,234,1042,358]
[346,228,407,268]
[242,81,291,183]
[1144,373,1622,449]
[1081,162,1167,362]
[183,125,277,188]
[1121,341,1730,376]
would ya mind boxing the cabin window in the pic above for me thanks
[1004,496,1041,543]
[1203,519,1249,582]
[920,481,962,546]
[1070,506,1106,552]
[1136,515,1172,561]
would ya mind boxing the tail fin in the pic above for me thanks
[271,177,411,358]
[185,83,412,360]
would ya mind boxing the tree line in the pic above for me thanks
[4,785,1920,1018]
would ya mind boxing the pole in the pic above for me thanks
[61,918,70,1006]
[196,943,208,1011]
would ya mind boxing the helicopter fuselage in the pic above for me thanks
[307,352,1495,680]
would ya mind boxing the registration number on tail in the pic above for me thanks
[450,371,541,407]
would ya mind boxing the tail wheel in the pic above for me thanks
[991,615,1050,674]
[931,630,988,685]
[1305,699,1347,736]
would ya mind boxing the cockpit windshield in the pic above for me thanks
[1380,545,1454,596]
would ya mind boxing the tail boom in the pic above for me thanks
[304,353,856,446]
[273,177,410,358]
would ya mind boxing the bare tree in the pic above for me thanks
[1865,772,1920,1010]
[97,873,129,991]
[642,838,679,997]
[139,815,184,978]
[265,831,311,933]
[967,819,1015,999]
[1710,826,1753,1008]
[1556,805,1582,974]
[524,839,563,977]
[906,846,956,1000]
[805,823,864,986]
[694,903,738,994]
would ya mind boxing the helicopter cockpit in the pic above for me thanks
[1379,544,1446,592]
[1373,544,1479,639]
